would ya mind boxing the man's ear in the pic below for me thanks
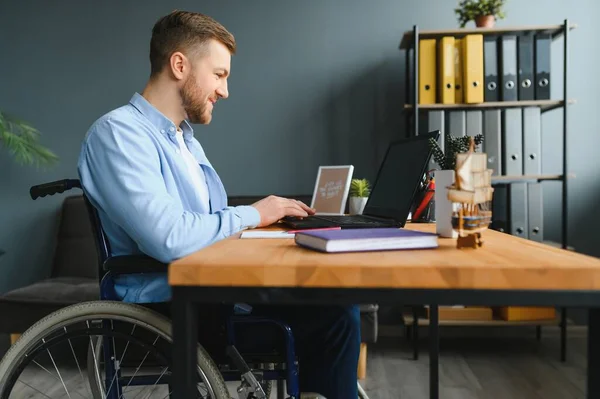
[169,51,187,81]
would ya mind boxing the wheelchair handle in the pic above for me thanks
[30,179,81,200]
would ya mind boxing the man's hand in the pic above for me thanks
[251,195,316,227]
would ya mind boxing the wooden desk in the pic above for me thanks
[169,224,600,399]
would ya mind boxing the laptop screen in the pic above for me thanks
[363,130,439,223]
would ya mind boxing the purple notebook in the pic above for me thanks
[294,228,438,253]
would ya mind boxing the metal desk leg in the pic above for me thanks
[413,306,419,360]
[561,307,568,362]
[588,308,600,398]
[429,304,439,399]
[172,288,198,399]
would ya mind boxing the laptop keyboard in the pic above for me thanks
[315,215,389,225]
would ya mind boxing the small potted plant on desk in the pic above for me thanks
[455,0,507,28]
[348,178,370,215]
[429,134,484,237]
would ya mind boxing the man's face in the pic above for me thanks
[180,39,231,124]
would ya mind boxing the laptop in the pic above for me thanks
[281,130,440,229]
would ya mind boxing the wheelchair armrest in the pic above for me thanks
[103,255,168,275]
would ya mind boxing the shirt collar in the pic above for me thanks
[129,92,194,140]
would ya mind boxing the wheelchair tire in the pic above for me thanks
[0,301,230,399]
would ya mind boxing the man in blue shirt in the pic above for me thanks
[78,9,359,399]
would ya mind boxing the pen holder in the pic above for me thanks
[410,171,436,223]
[411,189,435,223]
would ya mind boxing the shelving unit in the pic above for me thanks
[399,20,576,363]
[403,98,575,112]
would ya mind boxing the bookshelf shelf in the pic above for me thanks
[404,99,575,113]
[400,20,574,371]
[402,314,561,327]
[399,23,577,49]
[491,174,574,184]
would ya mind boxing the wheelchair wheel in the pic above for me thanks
[0,301,230,399]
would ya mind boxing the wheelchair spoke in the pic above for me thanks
[30,351,88,399]
[118,335,160,399]
[104,320,123,399]
[16,378,56,399]
[45,344,72,399]
[105,323,137,398]
[65,327,93,398]
[118,325,136,365]
[32,358,87,399]
[135,366,169,399]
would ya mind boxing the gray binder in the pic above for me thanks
[517,34,535,101]
[448,111,466,137]
[466,111,482,137]
[502,109,523,175]
[527,182,544,242]
[484,36,499,102]
[509,182,528,239]
[523,107,541,175]
[499,35,517,101]
[427,110,445,170]
[483,110,502,176]
[535,33,551,100]
[491,184,509,233]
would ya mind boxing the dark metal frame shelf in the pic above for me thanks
[399,23,577,49]
[403,19,573,251]
[403,99,575,112]
[401,20,575,399]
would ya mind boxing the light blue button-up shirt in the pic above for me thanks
[78,93,261,303]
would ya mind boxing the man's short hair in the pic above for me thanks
[149,10,236,77]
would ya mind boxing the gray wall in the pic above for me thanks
[0,0,598,294]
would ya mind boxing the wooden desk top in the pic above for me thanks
[168,224,600,291]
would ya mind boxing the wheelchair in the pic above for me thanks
[0,179,369,399]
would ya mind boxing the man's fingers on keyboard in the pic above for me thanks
[286,205,309,217]
[293,199,316,214]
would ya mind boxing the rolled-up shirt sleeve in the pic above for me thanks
[78,117,261,263]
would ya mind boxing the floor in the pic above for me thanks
[359,325,587,399]
[0,325,588,398]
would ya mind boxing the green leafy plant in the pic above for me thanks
[349,178,370,198]
[455,0,506,28]
[428,134,484,170]
[0,111,58,167]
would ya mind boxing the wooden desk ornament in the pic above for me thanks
[447,137,494,249]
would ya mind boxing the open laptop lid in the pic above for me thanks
[310,165,354,215]
[362,130,440,224]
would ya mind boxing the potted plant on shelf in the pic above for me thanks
[348,178,370,215]
[455,0,507,28]
[428,134,484,237]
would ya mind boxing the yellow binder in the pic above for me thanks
[454,38,463,104]
[438,36,455,104]
[462,34,484,104]
[418,39,436,104]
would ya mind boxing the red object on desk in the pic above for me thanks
[412,178,435,221]
[287,227,342,234]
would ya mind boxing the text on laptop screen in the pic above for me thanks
[363,134,433,221]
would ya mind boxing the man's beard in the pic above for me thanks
[180,75,211,124]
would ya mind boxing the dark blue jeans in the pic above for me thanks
[245,304,361,398]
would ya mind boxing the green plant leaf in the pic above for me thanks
[0,111,59,167]
[349,178,370,197]
[455,0,506,27]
